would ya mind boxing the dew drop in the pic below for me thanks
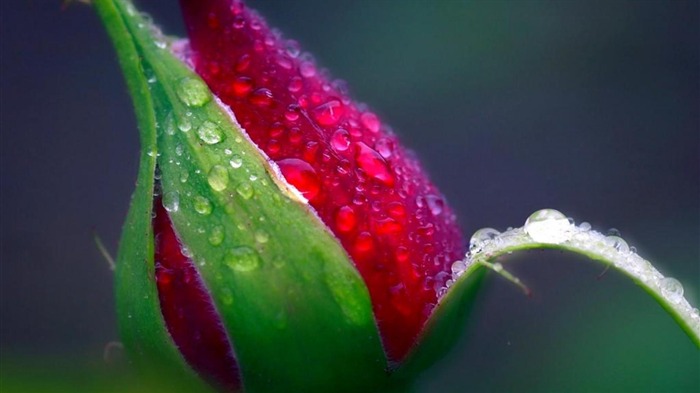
[254,229,269,244]
[277,158,320,201]
[469,227,500,251]
[220,288,233,305]
[197,121,224,145]
[451,260,467,277]
[178,117,192,133]
[605,235,629,253]
[355,142,394,186]
[229,155,243,169]
[225,246,261,272]
[579,221,591,232]
[312,99,344,126]
[236,182,254,200]
[207,165,230,191]
[299,61,316,78]
[425,195,444,216]
[354,232,374,253]
[331,129,351,152]
[193,196,213,215]
[360,112,380,133]
[249,88,274,107]
[288,76,303,93]
[524,209,573,244]
[660,277,684,303]
[162,191,179,212]
[232,76,253,97]
[208,225,225,246]
[176,77,211,107]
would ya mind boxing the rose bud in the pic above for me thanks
[95,0,471,392]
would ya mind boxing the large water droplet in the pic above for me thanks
[360,112,380,133]
[660,277,684,303]
[524,209,573,244]
[208,225,225,246]
[605,235,629,253]
[207,165,229,191]
[469,227,500,251]
[225,246,261,272]
[197,121,224,145]
[277,158,320,201]
[425,195,444,216]
[312,99,344,126]
[176,77,211,107]
[236,182,254,199]
[331,128,351,152]
[451,260,467,277]
[232,76,253,97]
[162,191,179,212]
[249,88,274,107]
[193,196,213,215]
[355,142,394,186]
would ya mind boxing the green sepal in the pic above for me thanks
[95,0,395,392]
[95,2,214,392]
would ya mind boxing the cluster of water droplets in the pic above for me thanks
[443,208,699,335]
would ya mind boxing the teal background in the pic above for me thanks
[1,0,698,392]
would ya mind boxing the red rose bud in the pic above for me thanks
[96,0,467,392]
[178,0,465,362]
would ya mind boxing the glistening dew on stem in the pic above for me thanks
[91,0,699,392]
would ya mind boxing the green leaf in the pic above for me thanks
[397,210,700,379]
[94,0,395,392]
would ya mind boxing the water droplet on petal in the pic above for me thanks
[176,77,211,107]
[360,112,380,133]
[249,88,274,107]
[355,142,394,186]
[312,99,344,126]
[331,129,351,152]
[277,158,320,201]
[197,121,224,145]
[207,165,230,191]
[524,209,573,244]
[193,196,213,215]
[335,206,357,232]
[425,195,444,216]
[232,76,253,97]
[225,246,261,272]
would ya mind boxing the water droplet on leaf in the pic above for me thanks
[524,209,573,244]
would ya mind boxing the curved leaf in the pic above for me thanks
[398,210,700,379]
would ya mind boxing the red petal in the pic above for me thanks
[179,0,465,361]
[154,197,241,391]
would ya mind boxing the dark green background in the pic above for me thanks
[1,1,698,392]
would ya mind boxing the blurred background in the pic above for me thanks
[1,0,698,392]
